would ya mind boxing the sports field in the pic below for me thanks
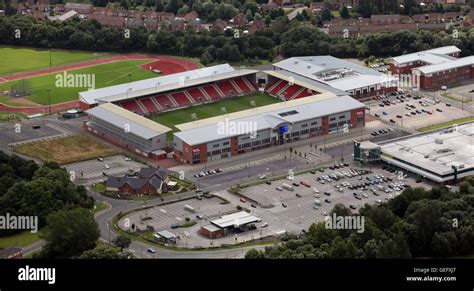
[147,92,280,140]
[0,60,157,105]
[0,47,109,75]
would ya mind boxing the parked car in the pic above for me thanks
[147,248,156,253]
[240,198,246,203]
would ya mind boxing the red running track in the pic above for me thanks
[0,54,199,115]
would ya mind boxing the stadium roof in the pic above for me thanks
[86,102,170,139]
[174,95,364,146]
[272,56,395,92]
[380,122,474,182]
[264,70,348,96]
[413,56,474,75]
[79,64,258,105]
[391,46,460,65]
[211,211,260,228]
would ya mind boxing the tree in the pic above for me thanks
[165,0,179,14]
[39,208,100,258]
[154,0,164,12]
[80,245,121,259]
[245,249,265,259]
[177,5,189,15]
[112,235,131,250]
[320,8,332,22]
[340,6,350,19]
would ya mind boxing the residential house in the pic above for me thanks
[184,10,198,22]
[231,13,247,27]
[64,3,93,14]
[248,19,265,34]
[106,167,168,196]
[212,19,227,33]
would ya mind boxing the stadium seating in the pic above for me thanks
[187,88,205,103]
[153,95,172,109]
[245,77,259,90]
[293,89,313,99]
[203,85,221,100]
[170,92,191,107]
[233,78,252,93]
[119,100,144,115]
[281,84,303,100]
[141,98,160,114]
[267,80,288,95]
[217,80,238,96]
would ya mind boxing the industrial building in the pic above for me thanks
[270,55,397,100]
[376,122,474,183]
[85,102,171,158]
[173,94,365,164]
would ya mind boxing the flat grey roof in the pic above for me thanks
[79,64,257,105]
[86,103,170,139]
[211,211,260,228]
[381,123,474,177]
[391,46,460,65]
[273,56,395,92]
[413,56,474,75]
[174,95,364,146]
[155,230,176,239]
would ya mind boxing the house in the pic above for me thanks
[105,167,168,196]
[87,14,126,27]
[370,14,401,25]
[231,13,247,27]
[248,19,265,34]
[187,18,202,31]
[184,10,198,22]
[64,3,93,14]
[170,18,185,31]
[212,19,227,33]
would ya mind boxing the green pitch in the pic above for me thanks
[0,60,157,105]
[0,47,109,75]
[147,92,280,140]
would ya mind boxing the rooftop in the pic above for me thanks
[381,123,474,176]
[391,45,460,65]
[174,95,364,146]
[79,64,257,105]
[273,56,395,92]
[413,55,474,75]
[86,103,171,139]
[211,211,260,228]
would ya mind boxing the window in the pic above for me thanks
[278,110,299,117]
[339,115,346,119]
[301,123,308,128]
[311,121,318,126]
[330,117,336,122]
[212,143,220,148]
[223,141,229,146]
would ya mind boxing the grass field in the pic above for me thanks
[15,135,119,164]
[0,47,110,75]
[0,231,41,248]
[417,116,474,132]
[0,60,157,105]
[148,92,280,140]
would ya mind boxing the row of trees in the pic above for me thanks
[3,15,474,65]
[0,152,94,234]
[246,178,474,259]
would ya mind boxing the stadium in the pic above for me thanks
[82,57,380,163]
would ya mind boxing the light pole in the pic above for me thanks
[47,89,51,115]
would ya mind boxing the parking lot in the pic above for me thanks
[367,91,472,130]
[0,120,71,146]
[238,163,431,234]
[64,155,144,185]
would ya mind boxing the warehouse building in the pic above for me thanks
[173,94,365,164]
[85,102,171,158]
[271,55,397,100]
[379,122,474,183]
